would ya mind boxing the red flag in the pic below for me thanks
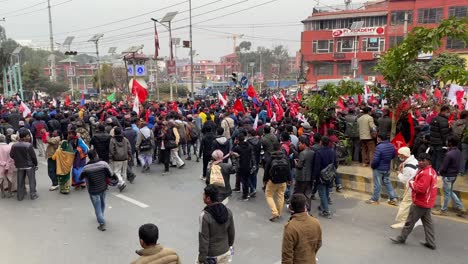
[337,97,345,110]
[145,109,150,122]
[271,96,284,121]
[434,88,442,102]
[408,114,415,147]
[296,91,302,101]
[280,89,286,103]
[172,102,179,112]
[233,98,245,113]
[65,95,70,106]
[391,132,407,151]
[264,99,272,118]
[456,90,464,110]
[247,85,257,98]
[153,23,160,59]
[421,90,427,102]
[357,94,362,106]
[132,79,148,103]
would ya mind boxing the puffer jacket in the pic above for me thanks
[131,245,180,264]
[409,165,438,208]
[90,133,111,162]
[371,140,396,171]
[429,114,451,146]
[198,203,235,263]
[109,135,131,161]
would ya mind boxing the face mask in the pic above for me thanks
[399,157,405,161]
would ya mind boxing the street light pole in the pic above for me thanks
[88,34,104,100]
[189,0,194,100]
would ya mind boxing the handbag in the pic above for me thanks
[165,139,177,149]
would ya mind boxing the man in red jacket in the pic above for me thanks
[390,153,437,250]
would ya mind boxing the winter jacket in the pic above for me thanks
[212,136,230,158]
[123,127,138,154]
[409,165,438,208]
[46,136,61,159]
[429,114,451,146]
[136,126,155,155]
[247,137,261,164]
[296,147,314,182]
[377,116,392,138]
[451,119,467,140]
[10,141,38,169]
[439,147,461,178]
[206,162,236,201]
[199,132,216,157]
[221,117,234,139]
[131,245,180,264]
[8,113,21,131]
[90,133,111,162]
[357,114,376,140]
[175,121,187,145]
[79,160,112,195]
[31,120,46,138]
[282,212,322,264]
[371,140,396,171]
[397,155,418,184]
[263,150,291,183]
[198,203,235,263]
[312,146,337,183]
[261,133,279,155]
[47,119,61,133]
[202,120,217,134]
[232,141,254,170]
[0,143,14,170]
[109,135,131,161]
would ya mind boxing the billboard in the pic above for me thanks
[332,27,385,37]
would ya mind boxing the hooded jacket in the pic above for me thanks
[198,203,235,263]
[199,132,215,157]
[247,137,261,163]
[109,135,131,161]
[90,132,111,162]
[212,136,230,157]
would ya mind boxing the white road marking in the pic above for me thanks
[114,194,149,208]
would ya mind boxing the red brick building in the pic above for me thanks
[301,0,468,88]
[179,53,241,82]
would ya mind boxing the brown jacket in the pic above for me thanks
[46,136,61,159]
[282,212,322,264]
[357,114,376,140]
[131,245,180,264]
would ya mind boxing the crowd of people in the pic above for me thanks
[0,86,467,261]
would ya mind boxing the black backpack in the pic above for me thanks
[269,157,290,184]
[320,163,336,183]
[139,131,152,151]
[190,124,200,139]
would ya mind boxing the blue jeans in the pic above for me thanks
[442,177,464,211]
[318,182,331,213]
[284,168,295,198]
[371,170,396,201]
[460,144,468,174]
[248,165,259,192]
[90,192,106,225]
[335,172,342,187]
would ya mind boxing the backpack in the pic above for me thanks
[320,163,336,183]
[209,164,225,187]
[139,131,152,152]
[345,118,359,138]
[190,124,201,139]
[269,157,290,184]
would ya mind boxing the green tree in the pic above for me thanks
[373,17,468,137]
[93,64,115,93]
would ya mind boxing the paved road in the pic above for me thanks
[1,158,467,264]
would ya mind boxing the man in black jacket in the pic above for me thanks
[429,105,451,171]
[291,136,315,211]
[10,128,38,201]
[199,126,215,181]
[80,149,113,231]
[90,124,111,163]
[232,133,254,201]
[198,185,235,264]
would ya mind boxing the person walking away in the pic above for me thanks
[377,109,392,139]
[10,128,39,201]
[31,115,47,157]
[168,121,185,169]
[433,136,466,217]
[199,126,215,181]
[109,127,130,192]
[366,134,398,205]
[206,150,237,203]
[357,107,377,166]
[131,223,181,264]
[137,121,155,173]
[159,122,174,175]
[246,128,261,197]
[232,133,255,201]
[390,153,438,250]
[79,150,113,231]
[263,142,291,222]
[175,119,187,159]
[90,124,111,163]
[282,194,322,264]
[212,127,230,163]
[46,130,61,191]
[186,116,201,161]
[429,105,451,171]
[261,126,279,163]
[312,136,337,219]
[123,121,137,183]
[344,109,360,162]
[198,185,235,264]
[0,134,15,198]
[291,136,314,211]
[391,147,419,229]
[452,110,468,175]
[52,140,75,194]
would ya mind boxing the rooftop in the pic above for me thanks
[302,1,388,22]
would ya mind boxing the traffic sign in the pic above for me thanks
[166,60,176,76]
[135,65,146,76]
[127,65,134,76]
[67,66,75,77]
[240,76,248,87]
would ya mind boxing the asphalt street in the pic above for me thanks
[1,157,467,264]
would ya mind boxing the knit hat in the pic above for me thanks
[398,147,411,157]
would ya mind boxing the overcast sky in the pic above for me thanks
[1,0,363,60]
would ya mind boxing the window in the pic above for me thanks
[418,8,443,24]
[390,10,413,25]
[362,38,385,52]
[313,40,334,53]
[449,6,468,18]
[363,16,387,27]
[446,37,468,49]
[389,36,404,48]
[337,63,352,76]
[361,61,378,75]
[337,38,356,53]
[313,63,334,76]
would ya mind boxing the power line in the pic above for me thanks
[0,0,47,16]
[4,0,72,18]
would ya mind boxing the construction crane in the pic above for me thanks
[227,34,244,53]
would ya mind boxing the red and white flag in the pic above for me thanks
[133,94,140,114]
[218,91,227,108]
[153,23,160,59]
[280,90,286,103]
[253,114,259,130]
[20,101,31,118]
[52,98,57,108]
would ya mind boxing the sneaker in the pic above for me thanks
[162,171,169,176]
[238,197,249,202]
[456,208,466,217]
[328,199,333,205]
[232,188,241,193]
[118,183,126,192]
[269,215,280,222]
[319,211,332,219]
[186,156,192,161]
[196,157,200,162]
[178,163,185,169]
[248,191,257,198]
[311,195,317,200]
[419,241,436,250]
[286,204,294,214]
[390,222,405,229]
[49,185,59,191]
[30,193,39,200]
[390,237,405,244]
[200,175,206,181]
[336,186,343,193]
[432,210,448,216]
[388,199,399,206]
[97,224,106,231]
[365,199,379,205]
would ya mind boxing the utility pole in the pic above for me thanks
[47,0,56,82]
[403,11,409,38]
[88,34,104,99]
[189,0,194,100]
